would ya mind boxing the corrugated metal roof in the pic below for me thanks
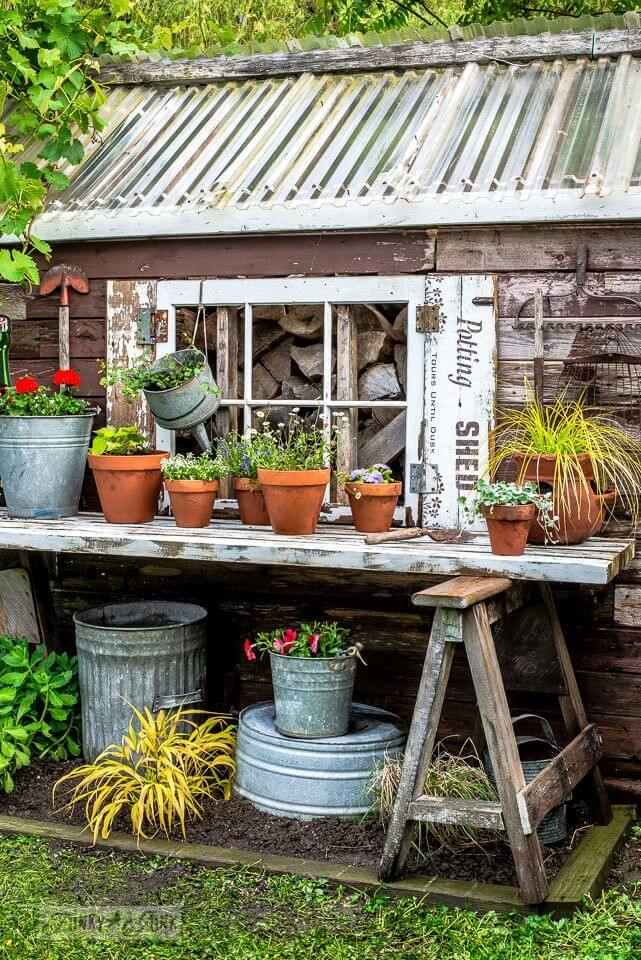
[35,53,641,240]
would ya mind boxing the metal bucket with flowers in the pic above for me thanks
[0,369,96,518]
[244,622,364,739]
[343,464,402,533]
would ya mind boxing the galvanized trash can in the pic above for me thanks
[485,713,568,844]
[74,601,207,759]
[235,701,406,819]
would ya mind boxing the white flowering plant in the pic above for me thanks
[161,453,226,482]
[252,410,341,472]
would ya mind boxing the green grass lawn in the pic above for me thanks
[0,831,640,960]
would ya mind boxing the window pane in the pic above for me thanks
[251,304,324,407]
[332,303,406,403]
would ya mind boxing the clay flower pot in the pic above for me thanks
[346,481,402,533]
[165,478,218,528]
[513,453,611,545]
[482,503,535,556]
[258,468,330,536]
[88,451,169,524]
[233,477,270,526]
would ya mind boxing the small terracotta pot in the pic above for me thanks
[88,451,169,524]
[482,503,535,556]
[513,453,609,545]
[345,481,402,533]
[233,477,270,526]
[165,478,218,528]
[258,468,330,535]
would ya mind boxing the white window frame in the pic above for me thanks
[156,276,427,524]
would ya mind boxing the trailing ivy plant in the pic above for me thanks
[0,0,150,288]
[0,636,80,793]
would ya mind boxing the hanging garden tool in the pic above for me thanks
[39,263,89,368]
[0,314,11,393]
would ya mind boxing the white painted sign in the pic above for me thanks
[422,275,497,530]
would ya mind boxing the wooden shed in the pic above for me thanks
[4,15,641,805]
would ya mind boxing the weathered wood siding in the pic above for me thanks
[5,223,641,796]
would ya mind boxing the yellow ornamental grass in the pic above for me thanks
[53,706,236,843]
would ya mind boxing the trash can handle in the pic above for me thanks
[510,713,558,748]
[152,689,204,713]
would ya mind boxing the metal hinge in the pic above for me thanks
[409,462,441,494]
[416,304,439,334]
[136,308,168,346]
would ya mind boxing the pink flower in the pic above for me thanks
[308,634,320,654]
[243,638,256,661]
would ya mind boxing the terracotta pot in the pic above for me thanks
[513,453,610,545]
[258,468,330,535]
[165,478,218,528]
[345,481,402,533]
[482,503,535,556]
[233,477,270,526]
[88,451,169,524]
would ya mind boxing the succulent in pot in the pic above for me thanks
[492,392,641,545]
[0,369,95,518]
[459,479,556,556]
[88,426,168,524]
[216,430,269,526]
[343,463,401,533]
[162,453,225,528]
[244,621,362,738]
[253,411,335,536]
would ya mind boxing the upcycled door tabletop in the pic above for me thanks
[0,514,633,585]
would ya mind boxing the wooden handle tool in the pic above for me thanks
[365,528,472,546]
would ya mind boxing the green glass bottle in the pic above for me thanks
[0,315,10,390]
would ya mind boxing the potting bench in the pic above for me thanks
[0,512,634,905]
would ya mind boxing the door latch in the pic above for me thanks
[136,308,168,346]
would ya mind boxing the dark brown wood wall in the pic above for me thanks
[9,223,641,798]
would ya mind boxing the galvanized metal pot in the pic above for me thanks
[0,413,94,518]
[143,349,220,434]
[269,651,356,738]
[235,701,406,819]
[74,600,207,760]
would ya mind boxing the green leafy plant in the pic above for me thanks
[53,704,236,842]
[244,621,353,660]
[99,351,218,402]
[459,478,557,541]
[0,369,89,416]
[89,426,149,456]
[161,452,226,481]
[492,392,641,528]
[0,636,80,793]
[252,411,338,472]
[216,430,259,482]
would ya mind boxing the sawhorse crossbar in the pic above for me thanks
[379,576,611,905]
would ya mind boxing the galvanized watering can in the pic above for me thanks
[485,713,568,844]
[143,348,220,452]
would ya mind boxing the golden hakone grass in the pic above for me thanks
[53,706,236,843]
[492,392,641,529]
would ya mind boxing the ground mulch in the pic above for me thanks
[0,758,590,887]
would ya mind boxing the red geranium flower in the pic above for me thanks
[243,638,256,662]
[15,376,39,395]
[53,368,81,388]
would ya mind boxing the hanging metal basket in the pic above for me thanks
[485,713,568,845]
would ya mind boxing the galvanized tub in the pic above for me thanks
[485,713,568,844]
[270,652,356,738]
[0,413,94,518]
[143,349,220,433]
[235,701,406,819]
[74,600,207,760]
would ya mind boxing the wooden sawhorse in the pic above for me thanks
[379,576,611,905]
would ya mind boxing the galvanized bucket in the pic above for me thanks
[235,701,407,819]
[74,600,207,759]
[142,349,220,434]
[0,413,95,518]
[485,713,568,844]
[270,652,357,739]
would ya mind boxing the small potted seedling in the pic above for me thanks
[162,453,225,528]
[459,479,557,556]
[244,621,362,738]
[343,463,402,533]
[217,429,270,526]
[88,426,168,524]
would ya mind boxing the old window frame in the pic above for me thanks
[156,276,426,523]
